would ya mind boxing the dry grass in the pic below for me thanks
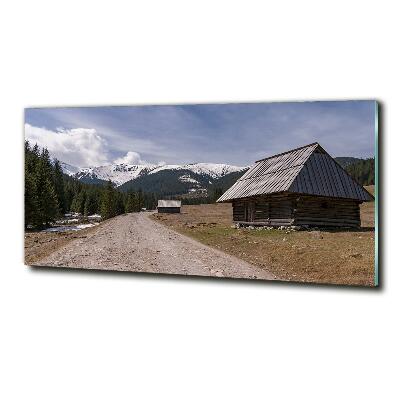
[25,186,376,286]
[24,224,101,265]
[152,187,376,286]
[360,185,375,228]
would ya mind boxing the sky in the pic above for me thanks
[24,100,376,168]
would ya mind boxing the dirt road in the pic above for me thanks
[33,213,275,280]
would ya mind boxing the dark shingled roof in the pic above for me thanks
[217,143,374,202]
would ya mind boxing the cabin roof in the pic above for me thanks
[217,143,374,202]
[157,200,181,208]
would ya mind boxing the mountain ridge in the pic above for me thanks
[61,161,248,187]
[59,156,368,197]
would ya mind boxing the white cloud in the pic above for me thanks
[25,123,110,167]
[113,151,142,165]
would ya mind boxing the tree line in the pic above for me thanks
[345,158,374,186]
[25,141,158,229]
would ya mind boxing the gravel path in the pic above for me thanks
[34,212,275,280]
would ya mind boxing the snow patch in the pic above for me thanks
[87,214,102,219]
[149,163,247,179]
[178,174,199,184]
[55,218,79,224]
[76,163,157,186]
[44,223,99,232]
[59,161,81,176]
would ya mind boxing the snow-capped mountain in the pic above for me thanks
[149,163,246,180]
[75,164,157,187]
[59,161,81,177]
[63,162,247,187]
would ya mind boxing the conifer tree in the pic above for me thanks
[115,191,125,215]
[24,168,38,228]
[212,187,223,202]
[25,141,37,174]
[125,191,138,213]
[84,189,98,216]
[149,192,157,210]
[64,182,75,213]
[345,158,375,186]
[71,190,86,214]
[53,159,66,214]
[40,148,54,178]
[34,149,59,226]
[137,188,144,211]
[32,143,40,160]
[35,172,59,226]
[100,180,116,219]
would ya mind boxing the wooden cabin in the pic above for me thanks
[217,143,374,228]
[157,200,181,214]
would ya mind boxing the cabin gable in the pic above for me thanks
[219,142,373,228]
[289,151,373,201]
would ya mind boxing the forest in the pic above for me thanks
[25,141,158,229]
[24,141,223,229]
[344,158,375,186]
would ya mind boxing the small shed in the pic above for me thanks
[217,143,374,228]
[157,200,182,214]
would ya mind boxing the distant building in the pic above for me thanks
[217,143,374,228]
[157,200,182,214]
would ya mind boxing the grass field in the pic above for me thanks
[152,186,375,286]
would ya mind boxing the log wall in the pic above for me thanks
[232,194,295,226]
[232,193,361,228]
[232,201,246,221]
[293,195,361,228]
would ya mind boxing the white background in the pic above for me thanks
[0,1,397,399]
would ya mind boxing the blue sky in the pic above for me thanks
[25,100,376,168]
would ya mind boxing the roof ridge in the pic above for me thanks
[255,142,320,163]
[217,142,374,203]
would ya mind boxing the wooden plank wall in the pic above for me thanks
[293,196,361,227]
[232,194,294,226]
[232,194,361,227]
[232,201,246,221]
[254,199,269,220]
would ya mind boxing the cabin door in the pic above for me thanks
[245,201,255,222]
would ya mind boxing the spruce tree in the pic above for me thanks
[25,141,37,173]
[32,143,40,160]
[53,159,66,214]
[100,181,116,219]
[137,188,144,211]
[64,181,75,213]
[40,148,54,178]
[71,190,86,214]
[84,189,98,216]
[35,173,59,226]
[24,169,38,228]
[125,191,138,213]
[35,150,59,226]
[115,191,125,215]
